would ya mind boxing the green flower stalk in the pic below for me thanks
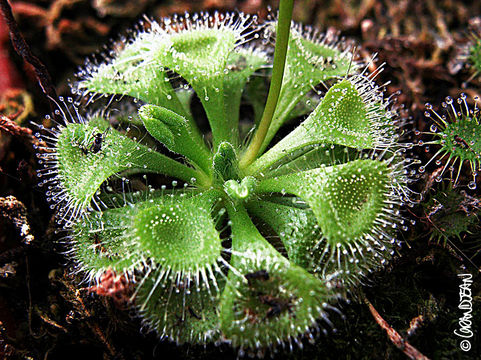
[36,8,413,354]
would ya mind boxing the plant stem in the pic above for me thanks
[239,0,294,170]
[363,295,430,360]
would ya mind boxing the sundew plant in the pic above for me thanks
[422,94,480,188]
[36,1,413,354]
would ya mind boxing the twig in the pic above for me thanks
[0,114,47,149]
[363,296,431,360]
[0,0,58,117]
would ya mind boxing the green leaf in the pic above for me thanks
[53,120,202,217]
[73,190,225,344]
[281,91,320,123]
[257,159,392,246]
[135,270,222,344]
[140,109,175,149]
[72,206,138,277]
[256,159,401,288]
[96,188,201,210]
[261,144,353,178]
[129,190,224,277]
[76,31,189,118]
[72,190,218,275]
[244,75,268,126]
[248,78,390,175]
[139,105,212,174]
[125,191,225,343]
[155,23,238,146]
[246,199,320,269]
[175,88,194,118]
[219,205,330,349]
[223,48,268,144]
[212,141,239,181]
[260,23,356,152]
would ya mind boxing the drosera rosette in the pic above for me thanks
[421,94,481,189]
[35,2,414,354]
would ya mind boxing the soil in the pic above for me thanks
[0,1,480,359]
